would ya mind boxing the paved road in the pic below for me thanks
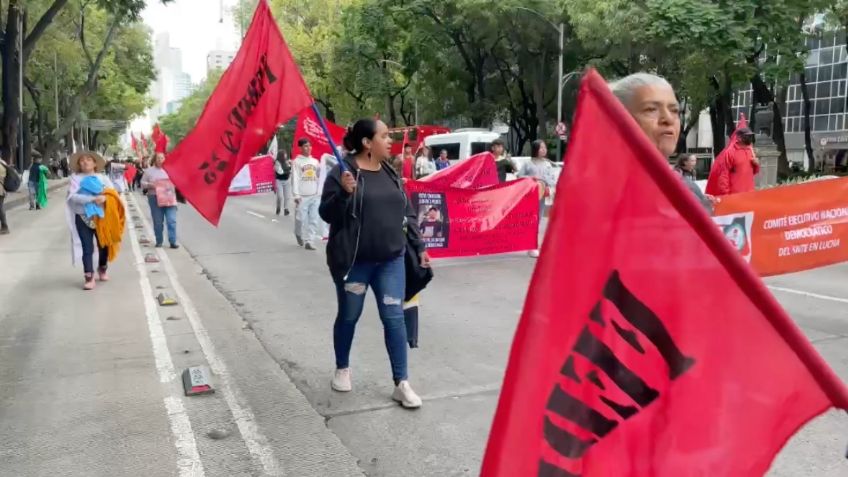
[1,186,847,476]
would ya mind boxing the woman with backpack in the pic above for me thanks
[320,118,431,409]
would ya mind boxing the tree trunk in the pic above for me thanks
[800,71,815,172]
[2,2,22,167]
[771,86,790,178]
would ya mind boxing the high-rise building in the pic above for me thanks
[731,27,848,171]
[207,50,236,73]
[150,33,194,122]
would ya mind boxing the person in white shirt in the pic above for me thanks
[415,146,435,178]
[518,139,557,258]
[292,138,322,250]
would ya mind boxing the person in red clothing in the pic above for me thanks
[706,128,759,196]
[392,143,416,182]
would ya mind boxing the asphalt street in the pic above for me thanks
[0,186,847,476]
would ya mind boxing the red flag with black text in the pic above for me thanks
[163,0,312,224]
[480,70,848,477]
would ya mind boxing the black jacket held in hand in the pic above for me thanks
[319,156,426,283]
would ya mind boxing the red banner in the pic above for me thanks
[290,107,346,160]
[405,178,539,258]
[714,177,848,276]
[481,70,848,477]
[163,0,312,225]
[228,155,275,196]
[418,151,498,189]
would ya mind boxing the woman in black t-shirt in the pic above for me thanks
[319,119,430,409]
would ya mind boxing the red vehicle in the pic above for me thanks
[388,125,451,156]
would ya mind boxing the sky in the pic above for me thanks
[142,0,242,84]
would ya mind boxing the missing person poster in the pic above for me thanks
[406,178,539,258]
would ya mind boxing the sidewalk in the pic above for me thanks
[3,178,70,209]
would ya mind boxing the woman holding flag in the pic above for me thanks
[320,118,430,409]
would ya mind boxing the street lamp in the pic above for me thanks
[514,6,564,160]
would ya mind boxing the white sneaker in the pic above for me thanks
[332,368,352,392]
[528,249,540,258]
[392,380,422,409]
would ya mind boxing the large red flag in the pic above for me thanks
[290,106,345,161]
[163,0,312,224]
[481,70,848,477]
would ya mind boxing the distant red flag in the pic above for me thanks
[154,132,169,154]
[151,123,162,142]
[131,134,138,152]
[140,133,148,152]
[163,0,312,224]
[480,70,848,477]
[290,106,345,161]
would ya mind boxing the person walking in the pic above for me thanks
[610,73,719,216]
[518,140,558,258]
[320,118,430,409]
[0,159,9,235]
[66,151,118,290]
[28,157,49,210]
[292,138,322,250]
[140,153,179,249]
[125,161,138,192]
[274,150,293,216]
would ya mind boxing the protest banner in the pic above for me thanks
[405,178,539,258]
[418,152,499,189]
[714,176,848,276]
[228,155,276,196]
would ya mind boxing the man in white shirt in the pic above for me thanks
[292,138,322,250]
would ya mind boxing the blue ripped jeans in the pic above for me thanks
[333,253,408,382]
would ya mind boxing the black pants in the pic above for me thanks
[75,215,108,275]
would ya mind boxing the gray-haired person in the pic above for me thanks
[609,73,715,213]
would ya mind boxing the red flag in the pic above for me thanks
[163,0,312,224]
[290,106,345,160]
[705,113,748,196]
[155,132,169,154]
[481,70,848,477]
[141,133,148,152]
[418,152,498,189]
[151,123,162,143]
[131,134,138,152]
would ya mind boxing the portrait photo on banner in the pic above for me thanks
[412,191,450,249]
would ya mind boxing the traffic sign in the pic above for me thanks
[555,122,568,138]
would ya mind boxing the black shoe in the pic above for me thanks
[170,244,180,249]
[155,243,163,248]
[29,206,34,210]
[0,227,9,235]
[284,209,290,216]
[305,243,316,251]
[296,236,304,247]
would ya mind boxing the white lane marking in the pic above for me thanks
[127,203,205,477]
[130,195,284,476]
[768,285,848,304]
[246,210,266,219]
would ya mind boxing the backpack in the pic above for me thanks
[2,161,21,192]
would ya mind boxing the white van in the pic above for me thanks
[424,129,501,161]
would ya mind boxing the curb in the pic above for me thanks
[4,179,69,209]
